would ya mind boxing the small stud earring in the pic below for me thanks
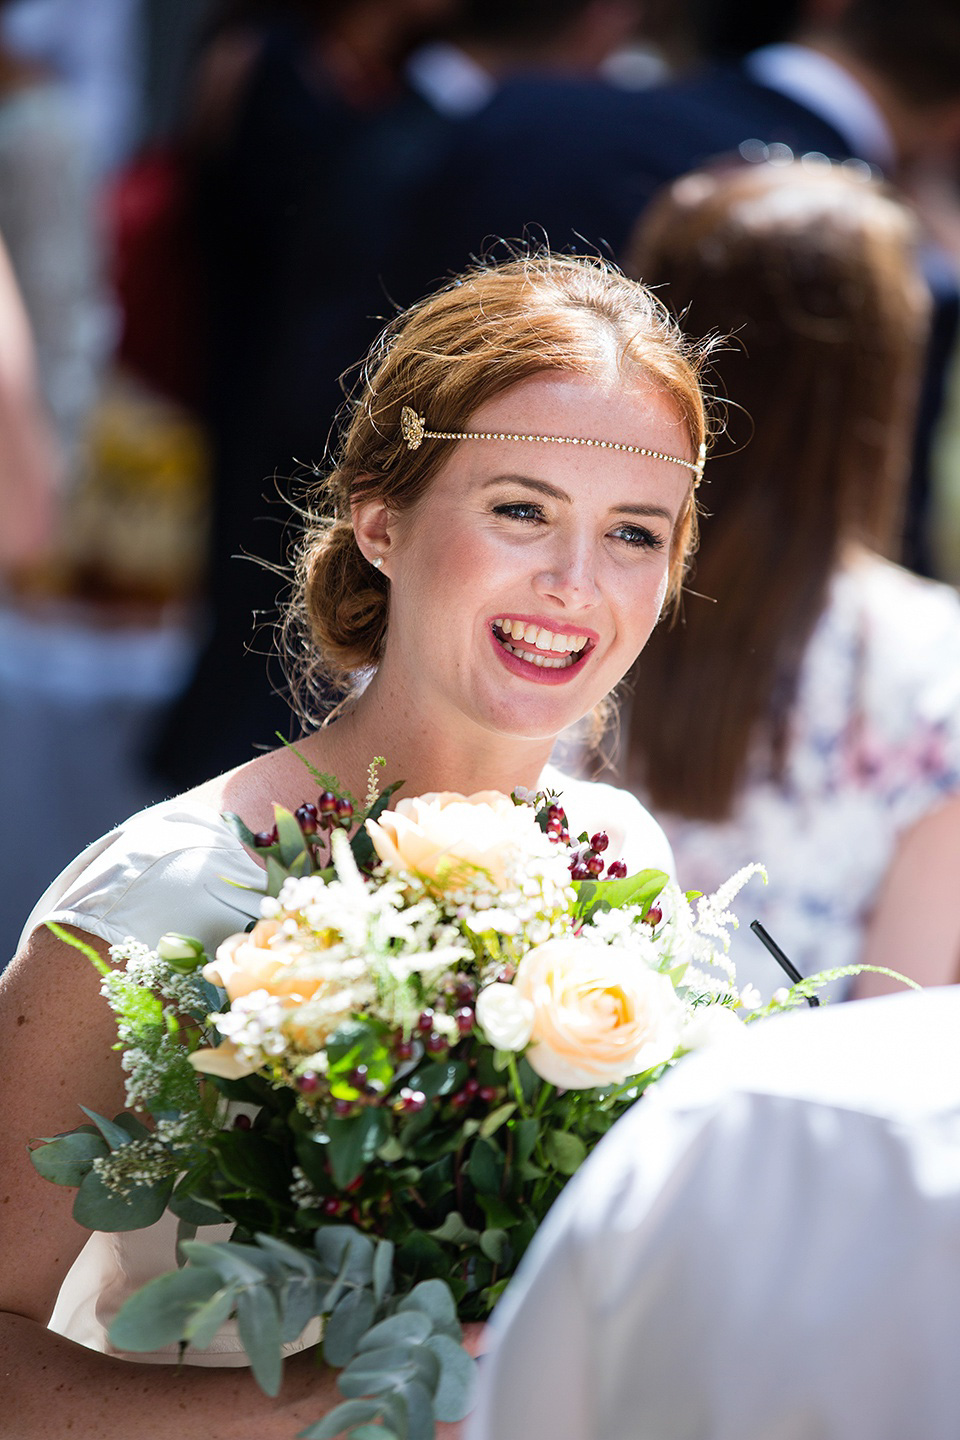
[371,555,384,570]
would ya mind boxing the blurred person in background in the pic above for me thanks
[621,158,960,1002]
[0,224,59,574]
[406,0,960,579]
[146,0,461,794]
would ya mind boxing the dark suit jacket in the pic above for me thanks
[392,60,958,577]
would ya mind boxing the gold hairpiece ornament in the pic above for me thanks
[399,405,706,485]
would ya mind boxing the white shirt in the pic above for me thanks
[746,42,896,170]
[468,987,960,1440]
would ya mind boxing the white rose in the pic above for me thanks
[475,982,535,1052]
[680,1003,746,1051]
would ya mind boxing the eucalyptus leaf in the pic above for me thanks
[395,1377,435,1440]
[314,1226,375,1286]
[323,1288,377,1368]
[397,1278,459,1336]
[73,1168,173,1232]
[255,1232,320,1276]
[337,1343,422,1397]
[275,804,310,867]
[348,1427,400,1440]
[109,1267,223,1350]
[169,1184,225,1228]
[297,1399,382,1439]
[372,1238,394,1306]
[29,1129,107,1186]
[236,1282,283,1396]
[356,1311,432,1352]
[78,1107,136,1151]
[425,1334,477,1422]
[183,1283,239,1349]
[466,1138,501,1195]
[179,1240,274,1287]
[280,1275,321,1345]
[543,1129,587,1176]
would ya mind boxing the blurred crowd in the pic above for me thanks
[3,0,960,974]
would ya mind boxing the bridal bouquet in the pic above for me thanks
[34,763,780,1439]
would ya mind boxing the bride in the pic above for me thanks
[0,253,710,1437]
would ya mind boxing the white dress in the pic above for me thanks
[21,767,672,1363]
[649,556,960,1000]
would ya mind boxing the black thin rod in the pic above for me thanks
[749,921,820,1007]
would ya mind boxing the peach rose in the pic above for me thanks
[513,934,685,1088]
[203,919,327,1003]
[365,791,539,890]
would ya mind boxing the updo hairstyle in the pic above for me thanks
[284,252,712,721]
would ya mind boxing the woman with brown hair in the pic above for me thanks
[0,251,709,1437]
[623,158,960,1000]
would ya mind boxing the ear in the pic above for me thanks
[351,497,396,574]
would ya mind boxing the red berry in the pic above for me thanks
[417,1008,435,1034]
[298,1071,320,1094]
[586,855,604,876]
[645,904,663,927]
[455,1006,474,1035]
[253,830,274,848]
[394,1036,415,1061]
[349,1065,369,1088]
[233,1113,252,1130]
[332,1098,353,1117]
[335,797,354,827]
[321,1197,342,1217]
[607,860,627,879]
[318,791,338,814]
[295,802,319,835]
[590,831,609,853]
[464,1078,480,1098]
[454,978,476,1004]
[570,862,591,880]
[450,1090,470,1109]
[399,1088,427,1113]
[478,1086,497,1104]
[426,1031,447,1055]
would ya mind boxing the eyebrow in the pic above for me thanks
[480,474,677,524]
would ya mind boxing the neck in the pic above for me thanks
[307,672,557,805]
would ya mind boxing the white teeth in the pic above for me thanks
[493,620,589,655]
[500,640,575,669]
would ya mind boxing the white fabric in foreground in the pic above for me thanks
[469,987,960,1440]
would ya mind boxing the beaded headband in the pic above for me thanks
[399,405,706,485]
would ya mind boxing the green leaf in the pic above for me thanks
[356,1311,432,1352]
[395,1377,435,1440]
[511,1117,539,1166]
[575,867,668,923]
[337,1343,420,1397]
[29,1129,107,1186]
[45,920,111,976]
[478,1102,516,1139]
[314,1227,375,1287]
[543,1129,587,1176]
[78,1107,136,1151]
[477,1195,520,1229]
[407,1060,466,1102]
[73,1168,173,1232]
[397,1279,459,1337]
[109,1268,223,1350]
[372,1238,394,1307]
[323,1288,377,1368]
[280,1275,320,1345]
[297,1400,382,1439]
[183,1283,239,1349]
[479,1228,510,1264]
[168,1187,226,1228]
[221,810,260,850]
[275,804,310,868]
[254,1233,320,1276]
[179,1240,273,1286]
[427,1212,480,1247]
[466,1137,502,1195]
[327,1108,390,1190]
[425,1333,477,1422]
[237,1282,283,1395]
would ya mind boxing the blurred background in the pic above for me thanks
[2,0,959,977]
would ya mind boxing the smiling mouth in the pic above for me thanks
[491,619,591,669]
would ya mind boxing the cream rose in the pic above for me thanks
[476,981,535,1052]
[513,934,685,1089]
[365,791,540,889]
[203,919,327,1003]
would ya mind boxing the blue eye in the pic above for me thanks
[611,524,664,550]
[493,502,545,523]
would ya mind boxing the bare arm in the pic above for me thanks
[0,923,475,1436]
[851,794,960,999]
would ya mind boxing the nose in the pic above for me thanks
[532,532,601,610]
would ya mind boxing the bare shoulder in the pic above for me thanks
[0,924,126,1323]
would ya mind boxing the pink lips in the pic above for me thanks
[488,617,595,686]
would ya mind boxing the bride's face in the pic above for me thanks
[368,371,693,745]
